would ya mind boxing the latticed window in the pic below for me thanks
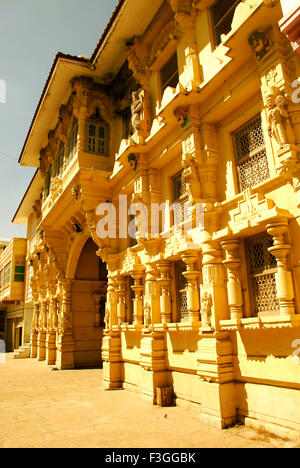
[54,141,64,177]
[86,108,109,156]
[172,170,190,225]
[211,0,242,46]
[232,115,270,192]
[67,117,78,163]
[245,233,279,317]
[174,260,188,321]
[161,52,179,94]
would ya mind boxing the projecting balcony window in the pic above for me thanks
[66,117,78,163]
[174,260,188,321]
[86,108,109,157]
[44,166,52,198]
[211,0,242,46]
[232,114,270,192]
[245,233,279,317]
[161,52,179,95]
[53,141,64,177]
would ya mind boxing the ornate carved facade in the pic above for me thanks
[13,0,300,439]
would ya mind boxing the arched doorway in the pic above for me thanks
[72,238,107,368]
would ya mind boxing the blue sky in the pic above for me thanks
[0,0,119,240]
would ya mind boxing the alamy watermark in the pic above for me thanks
[95,196,205,241]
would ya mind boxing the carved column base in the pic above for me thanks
[140,331,168,404]
[46,330,57,366]
[197,332,237,429]
[30,331,38,359]
[102,332,122,390]
[37,331,46,361]
[55,332,75,370]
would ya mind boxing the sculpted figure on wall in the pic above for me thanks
[266,92,296,149]
[130,90,144,135]
[201,291,212,328]
[248,31,272,61]
[129,89,148,140]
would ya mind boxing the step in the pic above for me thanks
[14,344,31,360]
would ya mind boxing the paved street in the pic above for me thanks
[0,355,295,449]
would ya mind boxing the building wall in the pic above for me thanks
[17,0,300,438]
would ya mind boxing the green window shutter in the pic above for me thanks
[15,266,25,274]
[14,274,24,282]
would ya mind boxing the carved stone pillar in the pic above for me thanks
[131,267,144,326]
[92,293,105,328]
[157,261,172,324]
[46,293,58,366]
[73,77,90,154]
[201,208,229,330]
[199,123,219,204]
[106,274,118,327]
[267,219,295,316]
[56,279,75,370]
[102,275,122,390]
[222,239,244,320]
[169,1,202,90]
[144,264,161,326]
[181,251,200,323]
[30,300,39,359]
[116,276,126,325]
[37,300,47,361]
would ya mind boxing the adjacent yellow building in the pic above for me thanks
[13,0,300,439]
[0,238,31,352]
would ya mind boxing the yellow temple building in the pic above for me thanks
[13,0,300,439]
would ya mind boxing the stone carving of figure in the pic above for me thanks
[104,304,110,331]
[144,302,152,330]
[248,31,271,60]
[201,292,212,328]
[266,92,295,149]
[130,89,144,136]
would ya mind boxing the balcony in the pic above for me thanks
[0,239,27,303]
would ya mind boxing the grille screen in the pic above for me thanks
[233,115,270,191]
[212,0,242,45]
[245,234,279,316]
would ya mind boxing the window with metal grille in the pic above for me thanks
[245,233,279,317]
[161,52,179,94]
[86,108,109,156]
[232,115,270,192]
[67,117,78,163]
[211,0,242,46]
[172,170,190,225]
[174,260,188,320]
[54,141,64,177]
